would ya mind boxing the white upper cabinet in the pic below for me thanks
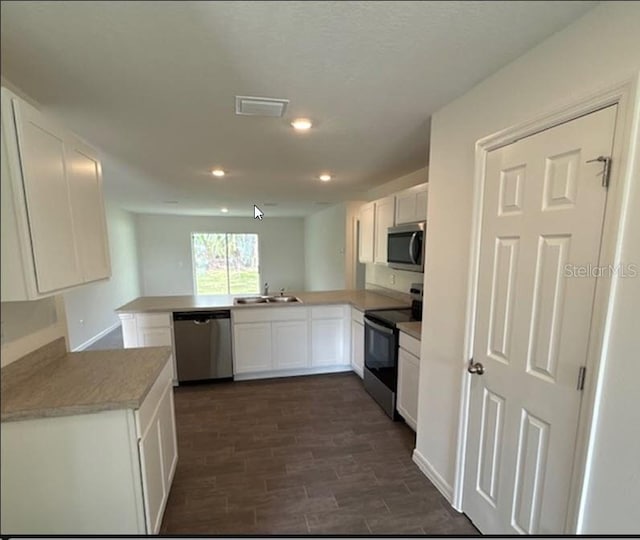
[358,202,375,263]
[395,183,428,225]
[374,196,395,264]
[66,139,111,282]
[0,88,111,301]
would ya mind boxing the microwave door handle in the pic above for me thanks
[365,318,395,336]
[409,232,418,264]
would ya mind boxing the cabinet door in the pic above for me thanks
[312,319,346,367]
[233,323,272,373]
[415,187,428,221]
[397,348,420,431]
[12,98,82,293]
[139,418,164,534]
[358,203,375,263]
[66,139,111,283]
[374,196,394,264]
[395,191,418,225]
[272,320,308,369]
[350,320,364,378]
[158,386,178,494]
[119,314,139,348]
[138,327,172,348]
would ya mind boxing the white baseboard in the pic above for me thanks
[73,322,121,352]
[412,448,455,505]
[233,364,352,381]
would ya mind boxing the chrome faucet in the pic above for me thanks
[280,287,285,296]
[263,282,269,295]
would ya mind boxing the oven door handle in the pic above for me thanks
[365,317,395,336]
[408,232,418,265]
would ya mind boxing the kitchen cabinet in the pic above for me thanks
[232,305,350,379]
[310,306,350,368]
[358,202,375,263]
[233,322,273,373]
[350,308,364,378]
[272,320,308,369]
[137,378,178,534]
[395,183,428,225]
[311,319,346,366]
[233,307,308,376]
[0,359,176,534]
[397,332,421,431]
[119,312,177,383]
[374,196,395,264]
[0,87,111,301]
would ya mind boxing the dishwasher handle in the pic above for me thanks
[193,319,211,325]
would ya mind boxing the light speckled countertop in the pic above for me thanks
[1,339,171,423]
[397,321,422,340]
[116,289,410,313]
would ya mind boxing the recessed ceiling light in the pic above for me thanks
[319,173,332,182]
[211,168,225,177]
[221,207,229,213]
[291,118,312,131]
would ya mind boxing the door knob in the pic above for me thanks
[468,359,485,375]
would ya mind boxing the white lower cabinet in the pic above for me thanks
[138,378,178,534]
[119,312,177,383]
[312,318,346,366]
[397,333,421,431]
[0,359,177,534]
[351,319,364,378]
[233,322,273,373]
[273,320,308,369]
[232,305,349,379]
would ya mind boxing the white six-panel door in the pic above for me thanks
[464,106,617,534]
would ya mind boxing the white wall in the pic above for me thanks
[304,204,347,291]
[415,1,640,533]
[136,214,305,295]
[63,200,140,350]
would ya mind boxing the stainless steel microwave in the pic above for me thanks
[387,222,425,272]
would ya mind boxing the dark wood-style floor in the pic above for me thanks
[160,372,478,535]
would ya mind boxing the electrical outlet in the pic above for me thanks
[390,273,396,285]
[79,319,85,326]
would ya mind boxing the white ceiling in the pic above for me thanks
[0,1,596,217]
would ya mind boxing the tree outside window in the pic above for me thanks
[191,233,259,295]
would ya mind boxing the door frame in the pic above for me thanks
[453,75,639,533]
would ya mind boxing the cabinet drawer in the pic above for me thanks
[136,359,172,438]
[351,307,364,325]
[311,305,346,320]
[137,313,171,328]
[233,306,308,323]
[399,332,421,358]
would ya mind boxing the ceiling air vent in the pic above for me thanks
[235,96,289,117]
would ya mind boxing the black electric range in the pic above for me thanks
[363,284,423,419]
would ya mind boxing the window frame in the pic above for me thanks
[190,231,261,296]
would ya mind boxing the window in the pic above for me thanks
[191,233,260,295]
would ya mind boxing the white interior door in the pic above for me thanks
[463,106,617,534]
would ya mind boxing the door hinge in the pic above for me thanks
[577,366,587,391]
[586,155,612,188]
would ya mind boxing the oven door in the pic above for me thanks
[364,316,398,390]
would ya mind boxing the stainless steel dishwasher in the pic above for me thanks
[173,310,233,383]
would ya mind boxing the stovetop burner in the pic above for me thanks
[365,308,418,327]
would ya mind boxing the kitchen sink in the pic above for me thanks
[267,295,300,303]
[234,295,301,305]
[234,296,270,304]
